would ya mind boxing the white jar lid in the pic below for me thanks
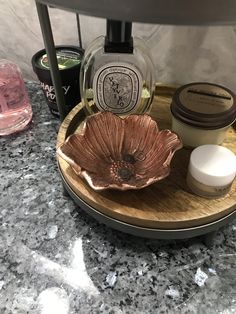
[189,145,236,186]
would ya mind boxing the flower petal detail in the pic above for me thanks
[57,134,110,175]
[135,130,182,178]
[123,114,158,157]
[83,112,125,161]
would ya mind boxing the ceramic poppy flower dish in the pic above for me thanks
[57,112,182,191]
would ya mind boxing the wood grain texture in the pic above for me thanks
[57,88,236,229]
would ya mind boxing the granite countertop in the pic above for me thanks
[0,82,236,314]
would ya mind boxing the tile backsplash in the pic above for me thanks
[1,1,236,91]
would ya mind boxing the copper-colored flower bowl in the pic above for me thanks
[57,112,182,191]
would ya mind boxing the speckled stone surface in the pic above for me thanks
[0,82,236,314]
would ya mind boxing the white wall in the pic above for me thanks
[1,0,236,91]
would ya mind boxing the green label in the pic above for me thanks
[39,50,82,70]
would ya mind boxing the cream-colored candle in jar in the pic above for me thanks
[171,83,236,147]
[187,145,236,198]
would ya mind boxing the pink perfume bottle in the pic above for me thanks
[0,60,32,136]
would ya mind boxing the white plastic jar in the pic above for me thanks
[187,145,236,198]
[171,83,236,147]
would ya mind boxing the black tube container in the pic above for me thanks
[32,45,84,117]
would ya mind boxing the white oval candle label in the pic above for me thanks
[93,62,142,114]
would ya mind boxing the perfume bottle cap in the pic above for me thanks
[105,20,133,53]
[106,20,132,43]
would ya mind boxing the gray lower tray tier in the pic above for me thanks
[59,166,236,239]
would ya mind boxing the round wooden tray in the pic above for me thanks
[57,88,236,230]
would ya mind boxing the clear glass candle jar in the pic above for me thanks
[171,83,236,147]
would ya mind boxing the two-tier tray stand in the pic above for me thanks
[35,0,236,243]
